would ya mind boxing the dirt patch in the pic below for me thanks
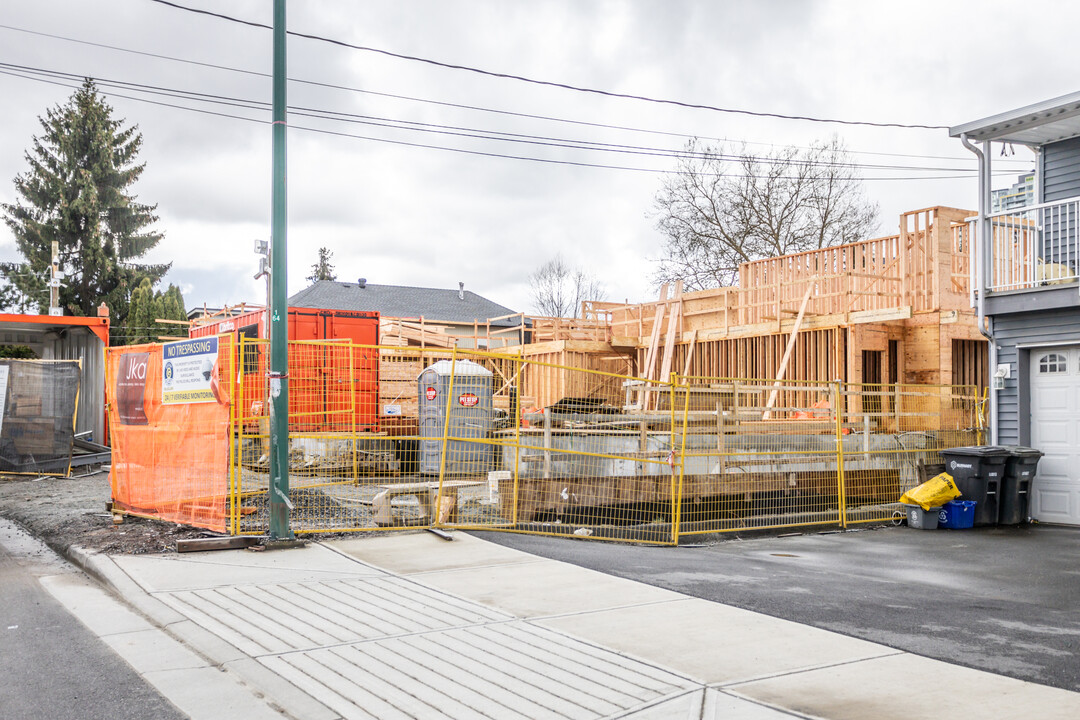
[0,469,211,555]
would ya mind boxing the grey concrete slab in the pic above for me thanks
[262,621,696,720]
[416,558,684,618]
[166,619,250,664]
[329,531,543,574]
[39,573,154,636]
[733,652,1080,720]
[112,542,385,591]
[141,666,285,720]
[620,691,703,720]
[538,597,897,685]
[71,548,188,626]
[224,656,340,720]
[702,690,806,720]
[156,575,511,656]
[621,689,804,720]
[101,628,208,673]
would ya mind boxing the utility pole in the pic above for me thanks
[268,0,293,540]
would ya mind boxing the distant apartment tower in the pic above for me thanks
[991,171,1035,212]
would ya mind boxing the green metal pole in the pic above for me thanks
[268,0,293,540]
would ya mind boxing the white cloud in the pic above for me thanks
[0,0,1062,317]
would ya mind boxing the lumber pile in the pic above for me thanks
[379,318,456,348]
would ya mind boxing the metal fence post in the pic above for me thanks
[229,335,238,535]
[511,348,524,526]
[674,373,691,545]
[435,347,459,527]
[833,379,848,529]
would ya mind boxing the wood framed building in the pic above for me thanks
[549,206,990,405]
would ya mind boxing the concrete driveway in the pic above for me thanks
[472,523,1080,692]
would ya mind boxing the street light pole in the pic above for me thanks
[268,0,293,540]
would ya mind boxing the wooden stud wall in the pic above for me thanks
[646,328,847,383]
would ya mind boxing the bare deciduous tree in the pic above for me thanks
[652,137,879,290]
[529,255,606,318]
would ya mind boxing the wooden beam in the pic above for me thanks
[177,536,262,552]
[639,284,670,410]
[640,285,668,379]
[681,329,698,377]
[763,283,814,419]
[657,280,683,384]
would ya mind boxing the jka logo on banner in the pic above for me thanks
[425,386,437,401]
[458,393,479,407]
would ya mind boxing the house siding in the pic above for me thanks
[991,308,1080,444]
[1042,136,1080,202]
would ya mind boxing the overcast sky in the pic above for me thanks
[0,0,1068,319]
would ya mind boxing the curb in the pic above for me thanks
[62,545,340,720]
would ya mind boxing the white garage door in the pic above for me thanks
[1029,346,1080,525]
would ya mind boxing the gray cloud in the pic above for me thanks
[0,0,1064,318]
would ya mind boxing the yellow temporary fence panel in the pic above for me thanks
[107,339,982,544]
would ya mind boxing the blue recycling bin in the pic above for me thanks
[938,500,976,529]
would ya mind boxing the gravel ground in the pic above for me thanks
[0,467,506,555]
[0,468,211,555]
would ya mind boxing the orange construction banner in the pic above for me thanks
[107,337,233,533]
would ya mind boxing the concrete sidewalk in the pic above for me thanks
[69,531,1080,720]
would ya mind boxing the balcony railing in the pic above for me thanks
[980,197,1080,293]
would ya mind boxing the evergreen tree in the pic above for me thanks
[306,247,337,283]
[1,79,169,321]
[125,278,160,345]
[160,284,188,337]
[124,280,187,344]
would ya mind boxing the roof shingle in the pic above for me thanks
[288,281,523,327]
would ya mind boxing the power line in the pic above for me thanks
[0,62,984,175]
[0,23,1030,166]
[0,67,1000,181]
[147,0,950,131]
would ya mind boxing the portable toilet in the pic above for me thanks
[418,359,493,475]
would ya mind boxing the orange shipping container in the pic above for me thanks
[191,308,379,432]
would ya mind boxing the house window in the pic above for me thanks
[1038,353,1068,374]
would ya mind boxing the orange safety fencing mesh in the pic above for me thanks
[107,336,234,532]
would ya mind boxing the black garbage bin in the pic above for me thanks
[941,446,1010,526]
[1000,446,1044,525]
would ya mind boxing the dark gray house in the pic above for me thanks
[951,92,1080,525]
[289,280,528,348]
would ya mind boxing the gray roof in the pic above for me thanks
[950,90,1080,146]
[288,280,524,327]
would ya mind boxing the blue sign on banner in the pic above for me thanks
[161,337,219,405]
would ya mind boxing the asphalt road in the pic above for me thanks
[0,522,186,720]
[472,523,1080,692]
